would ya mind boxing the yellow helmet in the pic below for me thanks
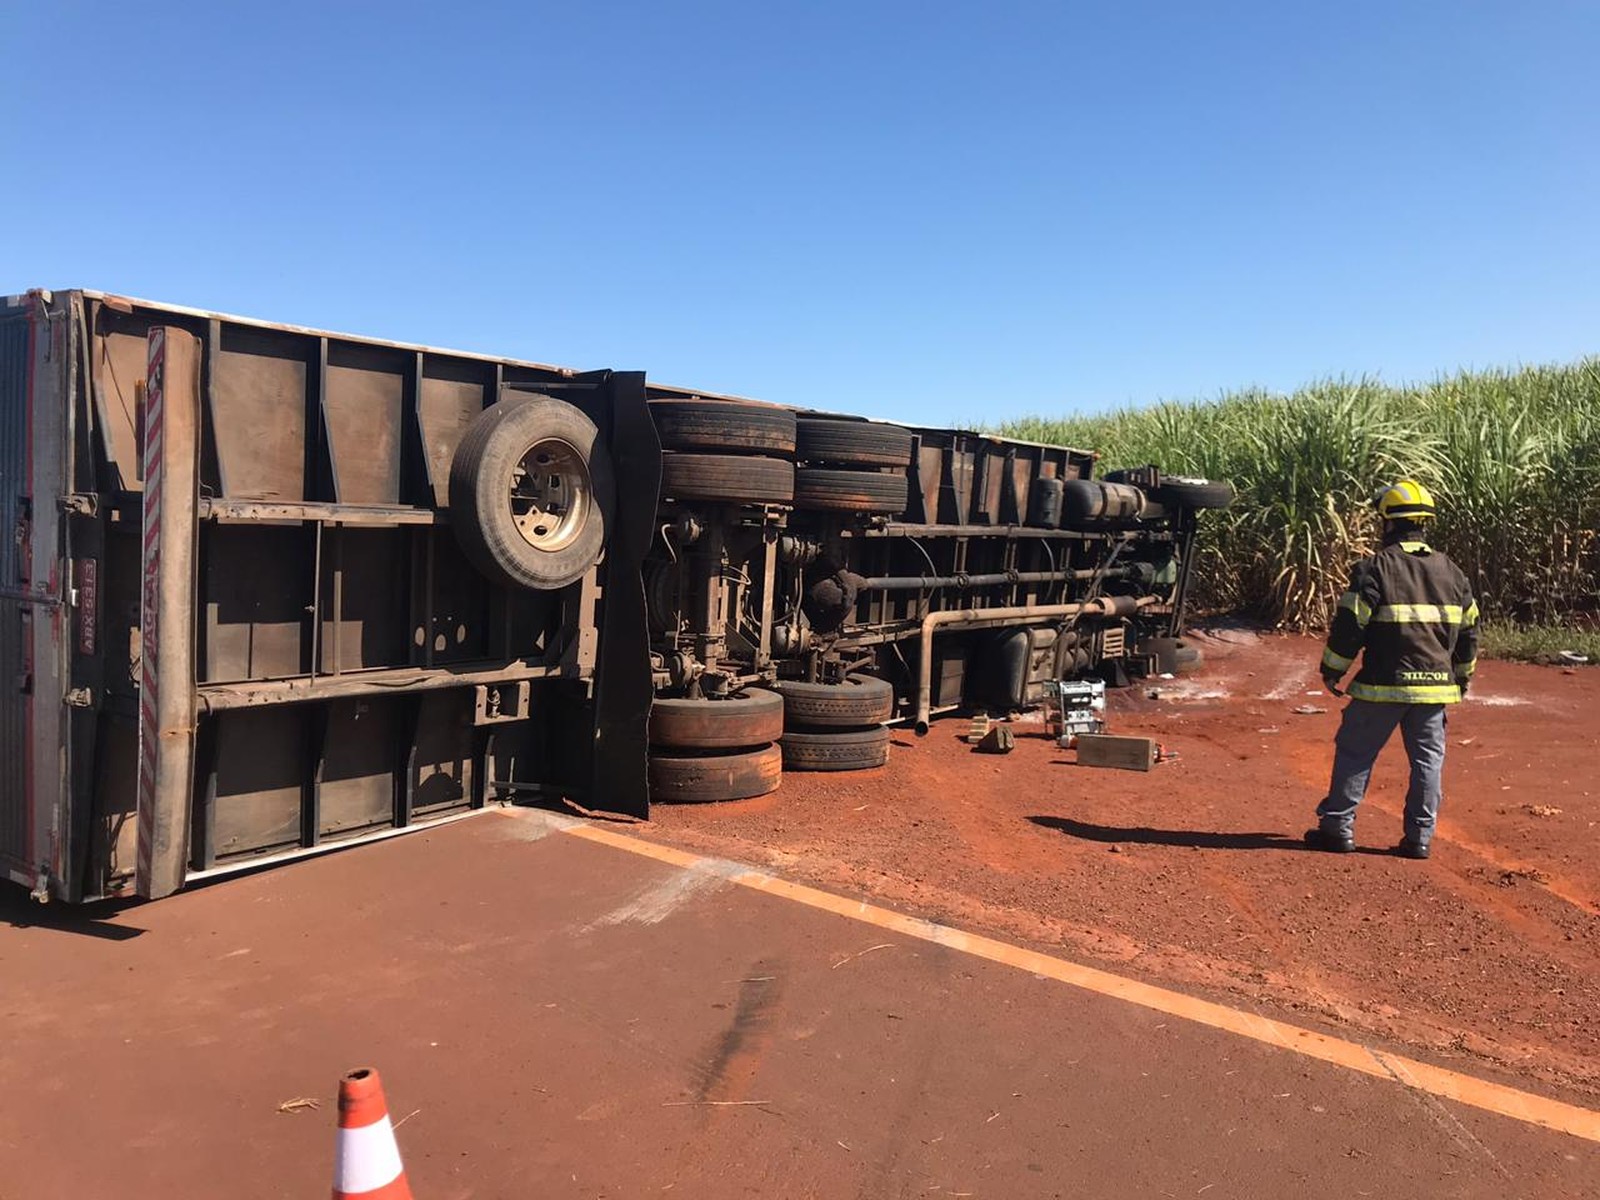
[1374,479,1436,521]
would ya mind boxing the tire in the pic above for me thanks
[1153,476,1235,510]
[796,418,914,468]
[449,395,615,590]
[648,399,797,456]
[792,467,909,515]
[648,689,785,750]
[648,744,783,803]
[772,674,895,727]
[660,453,795,504]
[780,725,891,772]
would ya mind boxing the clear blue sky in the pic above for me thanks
[4,2,1597,426]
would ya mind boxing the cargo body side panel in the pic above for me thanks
[0,315,31,884]
[2,291,656,901]
[0,302,71,896]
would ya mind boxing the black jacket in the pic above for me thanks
[1322,540,1479,704]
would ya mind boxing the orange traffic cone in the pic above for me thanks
[332,1068,414,1200]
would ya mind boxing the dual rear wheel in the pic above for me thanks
[647,675,895,801]
[651,400,914,516]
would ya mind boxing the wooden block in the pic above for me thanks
[1074,734,1157,772]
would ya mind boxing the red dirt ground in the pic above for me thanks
[644,629,1600,1097]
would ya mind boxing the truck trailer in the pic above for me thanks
[0,289,1230,902]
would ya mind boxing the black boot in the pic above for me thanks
[1395,837,1431,860]
[1304,827,1355,853]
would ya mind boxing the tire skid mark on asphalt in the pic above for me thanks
[694,966,783,1106]
[515,810,1600,1146]
[1369,1049,1513,1180]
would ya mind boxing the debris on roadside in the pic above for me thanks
[966,714,992,744]
[975,726,1016,755]
[1075,734,1158,772]
[1291,705,1326,715]
[1559,651,1590,665]
[1043,679,1108,746]
[1523,804,1562,818]
[276,1096,321,1114]
[1496,865,1551,887]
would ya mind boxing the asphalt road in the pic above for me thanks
[1,809,1593,1198]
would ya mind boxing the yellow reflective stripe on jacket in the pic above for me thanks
[1463,600,1480,626]
[1454,660,1477,680]
[1321,646,1354,673]
[1347,681,1462,704]
[1337,591,1373,626]
[1372,603,1467,624]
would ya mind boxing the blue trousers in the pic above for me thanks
[1316,700,1447,845]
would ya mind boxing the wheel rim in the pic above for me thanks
[508,438,590,552]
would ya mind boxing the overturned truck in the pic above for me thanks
[0,289,1230,902]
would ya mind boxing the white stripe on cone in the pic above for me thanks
[333,1116,406,1195]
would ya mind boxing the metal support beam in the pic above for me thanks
[134,327,202,899]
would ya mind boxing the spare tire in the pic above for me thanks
[660,453,795,504]
[648,744,783,803]
[792,467,909,515]
[796,418,914,468]
[449,395,615,590]
[1153,476,1235,510]
[649,399,797,456]
[779,726,891,772]
[649,690,785,750]
[772,674,895,727]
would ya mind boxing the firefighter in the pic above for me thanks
[1306,480,1479,859]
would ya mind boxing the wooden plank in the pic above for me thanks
[1074,734,1157,772]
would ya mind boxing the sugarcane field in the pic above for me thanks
[5,7,1600,1200]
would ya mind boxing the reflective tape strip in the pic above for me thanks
[1321,647,1354,673]
[1347,682,1462,704]
[1372,604,1465,624]
[332,1117,405,1196]
[1454,660,1477,680]
[1337,592,1372,626]
[1397,540,1432,553]
[1464,600,1480,625]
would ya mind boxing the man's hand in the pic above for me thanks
[1321,670,1346,698]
